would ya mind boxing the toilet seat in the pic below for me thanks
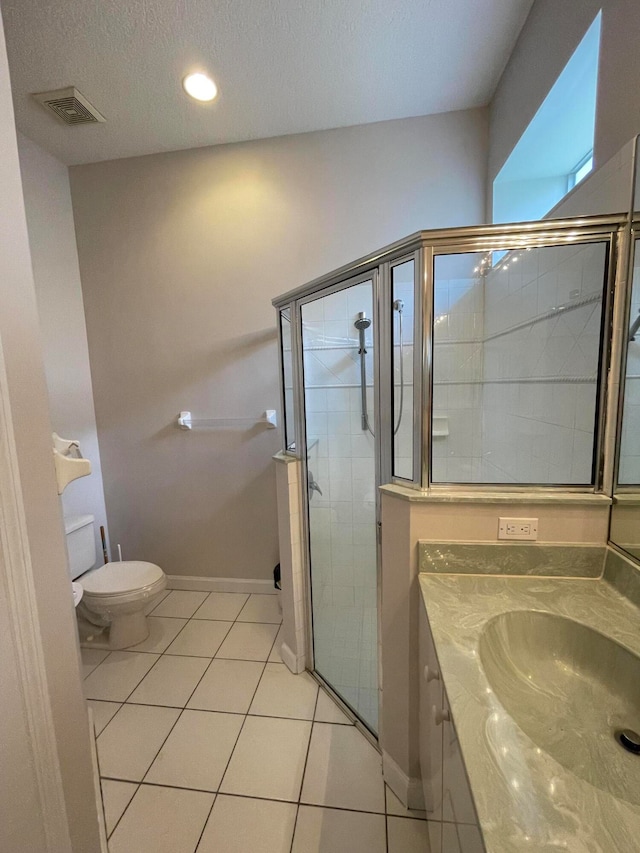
[78,560,167,650]
[81,561,164,597]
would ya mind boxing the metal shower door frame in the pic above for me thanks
[293,267,387,740]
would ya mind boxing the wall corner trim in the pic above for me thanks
[0,337,73,852]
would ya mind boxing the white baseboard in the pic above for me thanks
[280,641,304,674]
[167,575,277,594]
[382,750,425,812]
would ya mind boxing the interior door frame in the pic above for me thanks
[0,332,76,853]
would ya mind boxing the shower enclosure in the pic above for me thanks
[274,215,622,736]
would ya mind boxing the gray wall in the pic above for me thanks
[18,133,110,566]
[489,0,640,188]
[70,109,488,580]
[0,12,101,853]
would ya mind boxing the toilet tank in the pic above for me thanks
[64,514,96,580]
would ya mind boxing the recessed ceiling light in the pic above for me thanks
[183,72,218,102]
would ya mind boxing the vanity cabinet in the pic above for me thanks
[419,597,485,852]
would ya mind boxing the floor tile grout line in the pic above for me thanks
[289,803,301,853]
[81,651,112,679]
[212,657,270,797]
[288,688,321,853]
[85,646,166,705]
[94,615,230,785]
[90,647,283,663]
[235,592,282,624]
[236,594,254,622]
[213,625,282,661]
[92,633,284,719]
[193,792,217,853]
[210,595,282,660]
[141,614,194,655]
[93,697,129,740]
[244,618,290,715]
[136,616,240,788]
[385,811,389,853]
[156,591,280,623]
[145,588,172,616]
[166,618,236,664]
[98,776,399,818]
[191,590,249,622]
[177,614,257,708]
[116,702,332,723]
[104,779,141,841]
[138,705,190,788]
[147,589,209,619]
[118,649,169,703]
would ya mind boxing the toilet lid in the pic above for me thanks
[81,561,164,596]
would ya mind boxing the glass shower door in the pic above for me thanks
[301,277,379,733]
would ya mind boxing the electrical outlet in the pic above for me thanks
[498,517,538,540]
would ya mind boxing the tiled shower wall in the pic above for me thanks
[432,255,485,482]
[431,242,607,484]
[391,269,415,481]
[481,242,605,483]
[619,252,640,484]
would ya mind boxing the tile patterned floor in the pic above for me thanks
[83,589,431,852]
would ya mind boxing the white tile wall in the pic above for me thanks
[619,256,640,485]
[432,242,607,484]
[432,253,484,482]
[392,265,415,480]
[480,241,606,484]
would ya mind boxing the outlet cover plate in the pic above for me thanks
[498,517,538,540]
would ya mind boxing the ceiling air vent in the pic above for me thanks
[32,87,106,125]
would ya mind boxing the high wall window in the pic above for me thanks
[493,12,601,225]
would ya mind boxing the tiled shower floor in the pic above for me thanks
[82,588,431,852]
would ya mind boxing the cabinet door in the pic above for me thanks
[420,599,486,853]
[442,690,479,826]
[418,600,443,822]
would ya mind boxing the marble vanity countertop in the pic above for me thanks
[419,572,640,852]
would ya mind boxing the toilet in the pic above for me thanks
[66,514,167,650]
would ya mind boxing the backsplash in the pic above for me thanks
[603,547,640,608]
[419,541,606,577]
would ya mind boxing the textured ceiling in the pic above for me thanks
[2,0,534,165]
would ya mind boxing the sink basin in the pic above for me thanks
[479,610,640,804]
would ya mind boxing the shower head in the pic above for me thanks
[354,312,372,330]
[393,299,404,313]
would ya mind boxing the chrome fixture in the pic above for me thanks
[354,313,373,433]
[308,469,322,500]
[354,301,405,437]
[393,299,405,437]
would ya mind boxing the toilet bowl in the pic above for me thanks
[65,513,167,650]
[79,561,167,649]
